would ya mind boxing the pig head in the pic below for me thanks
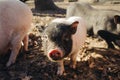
[0,0,32,67]
[42,16,86,75]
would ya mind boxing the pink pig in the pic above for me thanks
[0,0,32,67]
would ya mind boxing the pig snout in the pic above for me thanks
[48,49,63,61]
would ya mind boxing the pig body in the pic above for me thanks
[66,2,120,36]
[43,16,86,75]
[0,0,32,66]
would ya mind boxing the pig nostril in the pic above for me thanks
[49,50,62,60]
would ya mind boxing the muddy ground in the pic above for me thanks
[0,1,120,80]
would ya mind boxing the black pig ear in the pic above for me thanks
[114,15,120,24]
[70,21,79,34]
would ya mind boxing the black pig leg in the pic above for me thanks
[98,30,120,49]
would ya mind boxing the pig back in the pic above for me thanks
[0,0,32,31]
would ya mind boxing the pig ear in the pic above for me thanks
[114,15,120,24]
[70,21,79,34]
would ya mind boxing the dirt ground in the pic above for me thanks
[0,1,120,80]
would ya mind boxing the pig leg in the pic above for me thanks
[23,35,28,51]
[6,38,22,67]
[98,30,120,48]
[57,60,64,75]
[70,53,77,69]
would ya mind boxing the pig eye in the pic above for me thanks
[62,34,70,41]
[64,38,69,41]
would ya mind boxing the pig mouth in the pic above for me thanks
[48,49,63,61]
